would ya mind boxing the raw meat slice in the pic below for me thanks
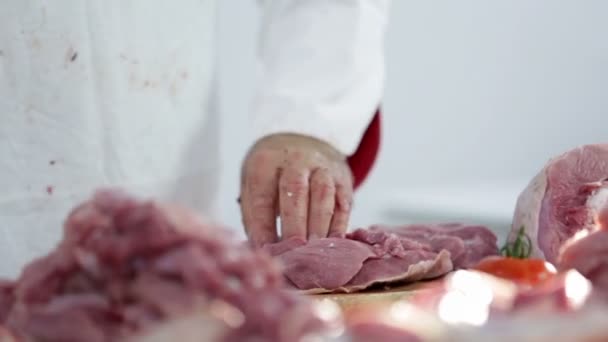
[345,228,454,289]
[269,234,450,294]
[267,223,497,293]
[347,228,434,256]
[0,189,328,342]
[271,238,376,294]
[364,223,499,269]
[345,250,452,291]
[509,144,608,263]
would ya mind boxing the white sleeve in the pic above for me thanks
[251,0,390,156]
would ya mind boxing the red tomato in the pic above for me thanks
[472,256,557,285]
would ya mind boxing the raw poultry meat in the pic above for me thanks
[0,189,327,342]
[510,143,608,263]
[266,223,498,294]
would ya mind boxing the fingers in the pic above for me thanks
[241,134,355,244]
[329,180,353,236]
[279,167,309,240]
[240,154,279,247]
[307,168,336,239]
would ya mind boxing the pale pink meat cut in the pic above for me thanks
[345,250,452,291]
[268,223,498,293]
[367,223,499,269]
[510,144,608,264]
[272,238,376,293]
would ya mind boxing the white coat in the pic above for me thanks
[0,0,388,278]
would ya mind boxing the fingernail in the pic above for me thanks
[308,234,319,240]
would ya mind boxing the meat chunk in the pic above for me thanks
[366,223,499,269]
[268,223,497,293]
[510,144,608,263]
[558,229,608,296]
[509,144,608,297]
[0,189,327,342]
[345,250,452,292]
[271,238,376,293]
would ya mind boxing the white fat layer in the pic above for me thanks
[510,169,548,259]
[587,186,608,220]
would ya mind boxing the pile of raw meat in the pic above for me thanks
[265,224,499,293]
[510,143,608,294]
[0,190,327,342]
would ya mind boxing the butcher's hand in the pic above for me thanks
[240,133,354,246]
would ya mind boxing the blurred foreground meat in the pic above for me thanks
[0,189,327,342]
[341,269,608,342]
[266,223,498,294]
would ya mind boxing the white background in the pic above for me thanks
[216,1,608,240]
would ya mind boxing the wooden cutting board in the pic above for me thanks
[309,280,440,312]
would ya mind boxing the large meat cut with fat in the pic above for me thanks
[266,223,499,294]
[510,143,608,293]
[510,144,608,262]
[0,189,327,342]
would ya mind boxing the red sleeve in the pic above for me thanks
[347,109,382,190]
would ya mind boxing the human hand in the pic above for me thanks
[240,134,354,246]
